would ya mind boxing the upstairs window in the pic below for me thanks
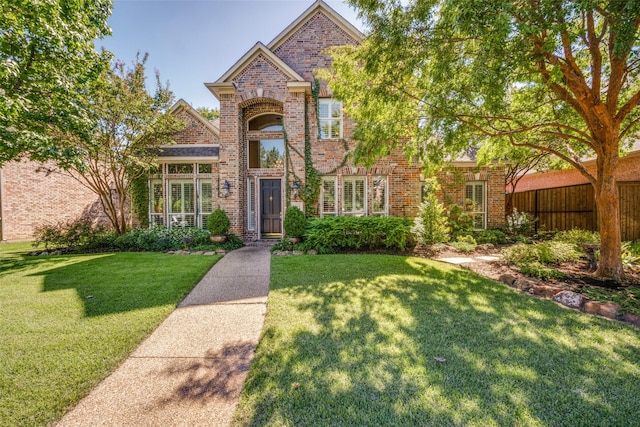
[318,99,342,139]
[248,139,285,169]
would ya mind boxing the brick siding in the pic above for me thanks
[515,154,640,192]
[0,160,105,241]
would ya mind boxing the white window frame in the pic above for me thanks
[198,179,213,228]
[371,175,389,216]
[320,176,337,216]
[342,176,367,216]
[247,177,256,231]
[151,163,215,229]
[149,179,165,227]
[465,181,487,230]
[318,98,343,139]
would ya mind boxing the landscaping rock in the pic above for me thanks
[553,291,584,309]
[598,302,622,320]
[529,285,563,298]
[215,250,226,255]
[272,250,291,256]
[498,274,516,286]
[584,301,600,315]
[306,249,318,255]
[203,251,217,256]
[585,301,621,319]
[292,251,304,256]
[477,243,495,251]
[514,278,534,292]
[621,313,640,327]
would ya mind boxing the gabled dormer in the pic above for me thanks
[205,42,310,103]
[268,0,364,82]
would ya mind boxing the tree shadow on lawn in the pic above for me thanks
[21,253,204,317]
[236,255,640,426]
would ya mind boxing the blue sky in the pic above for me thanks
[98,0,364,110]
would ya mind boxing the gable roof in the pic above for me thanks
[205,42,307,99]
[169,99,219,136]
[267,0,364,50]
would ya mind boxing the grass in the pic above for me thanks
[0,242,220,426]
[233,255,640,426]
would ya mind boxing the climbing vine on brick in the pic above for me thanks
[130,169,150,228]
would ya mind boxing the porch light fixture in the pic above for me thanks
[222,180,231,198]
[292,181,300,200]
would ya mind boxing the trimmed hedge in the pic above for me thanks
[301,216,413,254]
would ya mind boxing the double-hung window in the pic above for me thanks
[371,176,388,216]
[465,181,486,229]
[318,99,342,139]
[247,177,256,230]
[342,176,366,216]
[320,177,337,216]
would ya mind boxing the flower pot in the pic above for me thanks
[210,235,227,243]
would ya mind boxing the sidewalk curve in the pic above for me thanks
[57,245,271,427]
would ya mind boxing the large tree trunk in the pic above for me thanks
[594,147,622,279]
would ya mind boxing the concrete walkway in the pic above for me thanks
[57,245,271,427]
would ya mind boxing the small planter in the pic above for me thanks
[210,235,227,243]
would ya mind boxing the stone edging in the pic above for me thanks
[498,274,640,328]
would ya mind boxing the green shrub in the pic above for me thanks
[270,238,301,252]
[474,228,507,245]
[505,208,537,235]
[501,241,581,265]
[447,202,475,236]
[33,219,107,250]
[283,206,307,238]
[518,261,565,279]
[207,208,231,236]
[411,179,450,245]
[302,216,413,254]
[457,234,477,245]
[450,241,476,253]
[553,228,600,244]
[622,241,640,269]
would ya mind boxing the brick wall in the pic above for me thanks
[212,4,505,238]
[172,110,219,145]
[438,165,506,228]
[0,160,104,241]
[273,11,360,89]
[515,154,640,192]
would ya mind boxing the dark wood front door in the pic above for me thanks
[260,179,282,236]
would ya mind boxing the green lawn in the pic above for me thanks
[233,255,640,426]
[0,242,220,426]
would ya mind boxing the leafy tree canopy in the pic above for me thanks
[0,0,112,165]
[60,53,185,235]
[325,0,640,278]
[196,106,220,121]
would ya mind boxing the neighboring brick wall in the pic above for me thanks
[515,154,640,192]
[0,160,104,241]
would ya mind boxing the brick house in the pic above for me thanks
[148,0,505,239]
[0,160,103,241]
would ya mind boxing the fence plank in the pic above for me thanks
[511,182,638,241]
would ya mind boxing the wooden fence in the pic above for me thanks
[511,182,640,241]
